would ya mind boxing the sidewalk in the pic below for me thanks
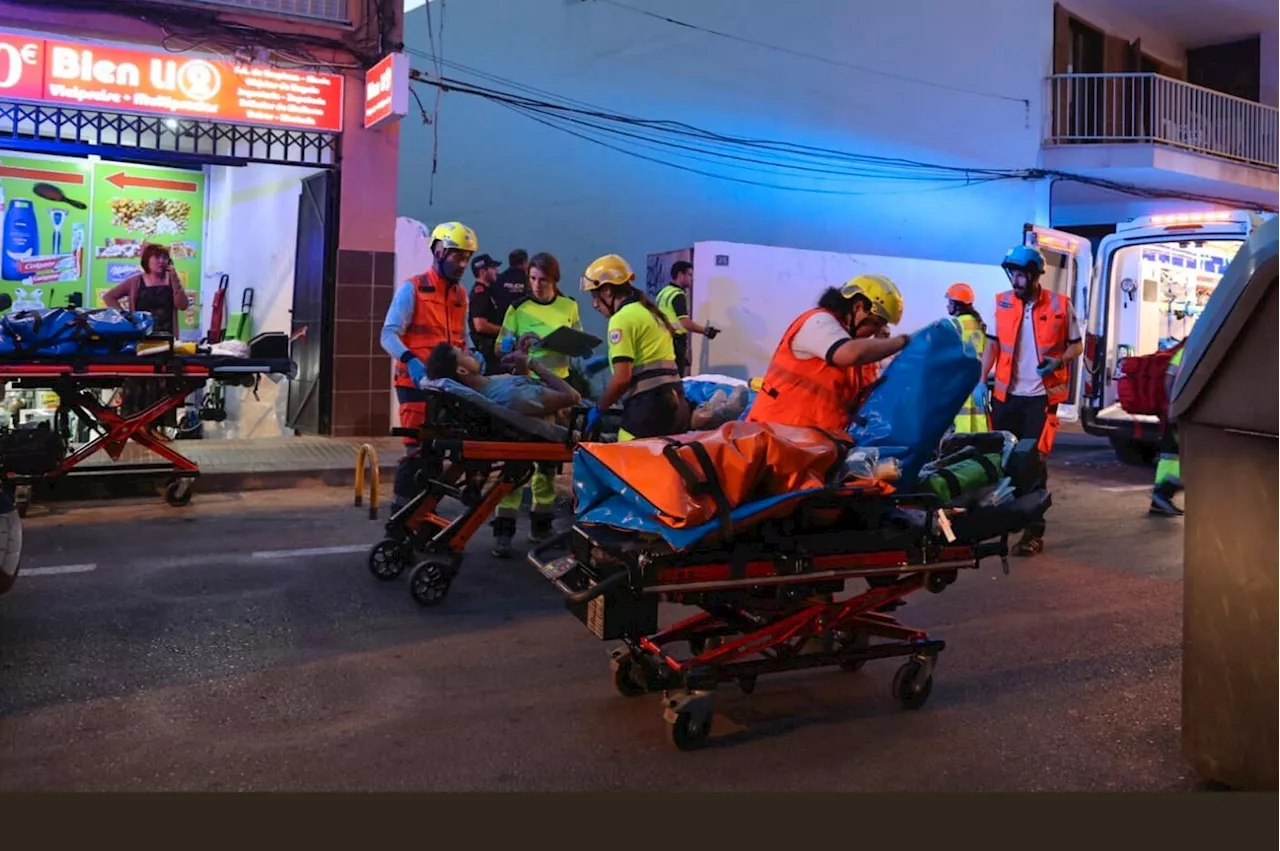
[42,429,1113,506]
[71,435,404,497]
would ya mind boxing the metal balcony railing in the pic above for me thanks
[1046,73,1278,170]
[164,0,351,25]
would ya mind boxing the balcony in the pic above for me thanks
[162,1,351,25]
[1042,73,1278,216]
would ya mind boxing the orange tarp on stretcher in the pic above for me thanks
[576,421,855,530]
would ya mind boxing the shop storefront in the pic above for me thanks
[0,26,349,441]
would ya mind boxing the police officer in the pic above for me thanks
[491,252,583,557]
[467,253,504,374]
[581,254,690,441]
[492,248,530,318]
[655,260,719,377]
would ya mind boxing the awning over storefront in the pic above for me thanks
[0,28,345,167]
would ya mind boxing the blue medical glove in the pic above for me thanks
[406,357,428,387]
[584,405,603,435]
[1036,356,1063,377]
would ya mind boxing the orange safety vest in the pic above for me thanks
[392,268,469,390]
[992,288,1072,406]
[747,308,861,432]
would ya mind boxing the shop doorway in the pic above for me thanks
[286,171,337,435]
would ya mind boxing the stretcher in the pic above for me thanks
[367,378,591,606]
[0,354,296,515]
[526,421,1052,751]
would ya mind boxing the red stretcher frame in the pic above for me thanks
[0,360,285,514]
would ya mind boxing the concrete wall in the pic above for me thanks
[399,0,1057,339]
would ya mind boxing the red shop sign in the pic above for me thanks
[0,29,345,134]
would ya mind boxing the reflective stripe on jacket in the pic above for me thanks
[655,285,688,336]
[992,288,1072,405]
[392,268,468,390]
[747,307,859,432]
[952,314,991,432]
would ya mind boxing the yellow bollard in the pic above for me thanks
[354,443,380,520]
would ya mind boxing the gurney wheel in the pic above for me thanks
[891,660,934,710]
[666,711,713,752]
[611,656,648,698]
[164,478,194,507]
[838,630,872,672]
[368,538,410,581]
[409,560,452,607]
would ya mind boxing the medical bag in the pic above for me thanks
[918,452,1004,503]
[1116,341,1184,418]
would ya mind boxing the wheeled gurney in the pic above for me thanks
[366,378,591,606]
[0,353,296,514]
[526,422,1052,751]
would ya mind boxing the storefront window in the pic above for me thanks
[0,27,345,443]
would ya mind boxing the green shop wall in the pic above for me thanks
[0,152,93,311]
[0,151,206,333]
[88,161,206,334]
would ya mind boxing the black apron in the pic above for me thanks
[134,282,175,336]
[123,283,177,426]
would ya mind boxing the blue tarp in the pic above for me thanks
[573,442,829,551]
[0,308,154,357]
[847,318,982,486]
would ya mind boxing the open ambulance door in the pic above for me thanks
[1023,225,1093,423]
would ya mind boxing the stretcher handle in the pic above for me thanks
[525,530,630,604]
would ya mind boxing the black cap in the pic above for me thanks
[471,253,501,274]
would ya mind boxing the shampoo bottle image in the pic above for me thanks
[2,199,39,282]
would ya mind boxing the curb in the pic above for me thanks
[196,464,401,495]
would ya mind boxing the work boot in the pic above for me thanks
[491,517,517,559]
[1165,476,1185,495]
[1149,484,1184,517]
[528,513,554,546]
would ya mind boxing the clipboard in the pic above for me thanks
[536,326,604,359]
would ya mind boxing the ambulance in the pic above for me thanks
[1026,210,1272,463]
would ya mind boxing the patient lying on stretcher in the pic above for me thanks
[425,342,582,418]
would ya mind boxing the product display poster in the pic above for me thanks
[89,161,205,333]
[0,152,94,312]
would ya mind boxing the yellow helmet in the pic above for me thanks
[580,254,635,292]
[430,221,478,252]
[840,274,904,325]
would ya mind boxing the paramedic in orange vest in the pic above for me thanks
[748,275,912,432]
[380,221,477,513]
[981,244,1083,558]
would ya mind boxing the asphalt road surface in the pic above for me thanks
[0,443,1197,791]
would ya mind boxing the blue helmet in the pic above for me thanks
[1002,245,1045,274]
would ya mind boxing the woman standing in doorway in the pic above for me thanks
[103,243,191,438]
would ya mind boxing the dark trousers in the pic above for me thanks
[393,385,443,510]
[673,334,690,378]
[992,393,1050,539]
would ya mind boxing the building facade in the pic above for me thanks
[0,0,404,438]
[397,0,1276,344]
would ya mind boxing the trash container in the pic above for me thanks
[1169,214,1278,791]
